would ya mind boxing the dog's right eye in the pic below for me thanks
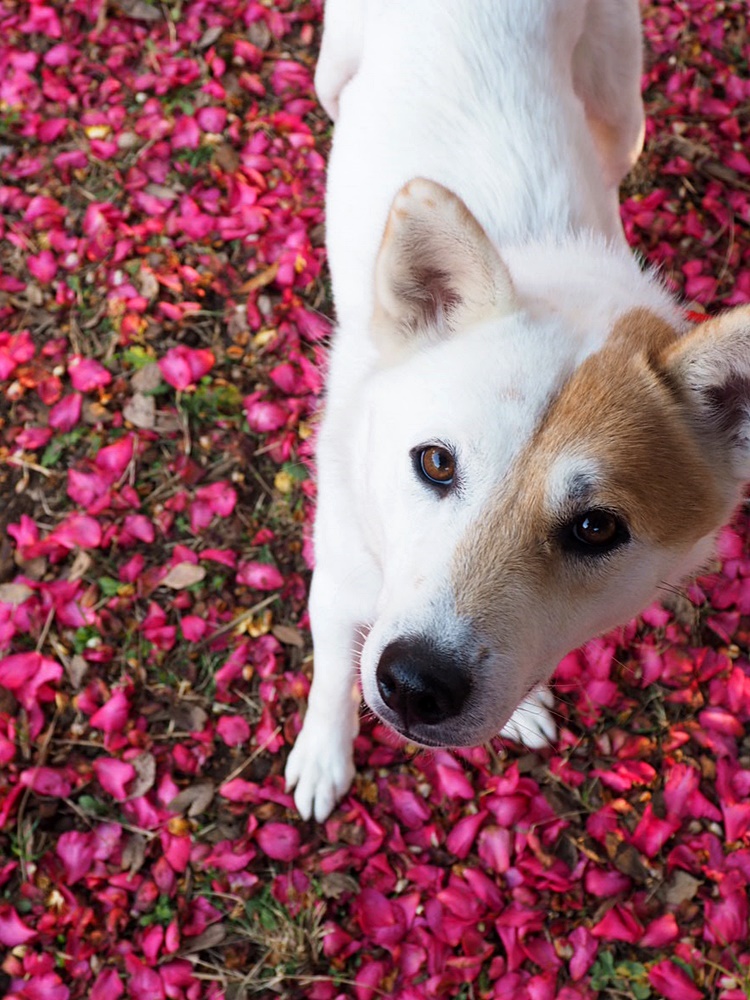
[414,445,455,487]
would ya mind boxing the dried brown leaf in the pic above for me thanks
[666,870,702,906]
[144,182,179,203]
[68,549,92,583]
[137,269,160,300]
[173,703,209,732]
[318,872,360,899]
[65,654,89,689]
[197,24,223,49]
[247,19,271,49]
[612,842,651,884]
[155,412,184,434]
[178,923,227,955]
[0,583,34,605]
[213,143,240,174]
[272,624,305,648]
[127,751,157,800]
[14,555,46,580]
[116,0,162,22]
[168,782,216,817]
[122,833,148,875]
[240,263,279,293]
[131,362,162,393]
[123,392,156,430]
[162,563,206,590]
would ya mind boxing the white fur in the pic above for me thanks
[284,0,750,821]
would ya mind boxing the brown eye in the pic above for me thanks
[573,511,618,545]
[562,509,629,555]
[418,445,455,486]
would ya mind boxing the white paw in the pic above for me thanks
[500,686,557,750]
[285,713,356,822]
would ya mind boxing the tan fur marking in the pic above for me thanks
[453,309,729,628]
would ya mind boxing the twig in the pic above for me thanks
[196,592,280,648]
[7,456,54,478]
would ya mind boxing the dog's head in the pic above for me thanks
[353,178,750,748]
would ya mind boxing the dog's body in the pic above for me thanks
[286,0,750,821]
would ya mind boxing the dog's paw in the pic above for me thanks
[500,686,557,750]
[285,715,356,822]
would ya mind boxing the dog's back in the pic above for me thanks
[321,0,640,332]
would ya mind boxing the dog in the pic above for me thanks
[285,0,750,822]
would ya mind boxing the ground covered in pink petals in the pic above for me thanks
[1,1,749,997]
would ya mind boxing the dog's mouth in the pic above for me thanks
[370,702,511,750]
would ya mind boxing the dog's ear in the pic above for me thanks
[373,178,516,353]
[659,306,750,482]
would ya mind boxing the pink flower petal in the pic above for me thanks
[591,905,644,943]
[388,784,431,829]
[27,249,58,283]
[196,107,227,133]
[48,392,82,432]
[68,355,112,392]
[15,426,53,450]
[181,615,207,641]
[568,926,598,981]
[158,346,215,390]
[236,560,284,590]
[0,904,37,945]
[445,811,487,859]
[20,767,72,797]
[641,913,679,948]
[94,757,136,800]
[89,689,130,734]
[52,513,102,549]
[704,874,749,945]
[257,822,301,861]
[244,396,289,433]
[477,825,512,873]
[648,960,703,1000]
[95,435,134,478]
[56,830,95,883]
[216,714,251,747]
[218,778,260,803]
[91,969,125,1000]
[171,115,201,150]
[630,803,679,857]
[354,888,407,948]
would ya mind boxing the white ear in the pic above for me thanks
[661,306,750,482]
[373,178,516,354]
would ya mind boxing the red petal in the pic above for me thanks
[648,960,703,1000]
[257,822,301,861]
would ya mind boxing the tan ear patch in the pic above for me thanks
[452,309,730,626]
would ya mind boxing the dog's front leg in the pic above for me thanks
[285,473,379,821]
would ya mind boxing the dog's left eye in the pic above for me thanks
[414,445,456,487]
[560,508,630,555]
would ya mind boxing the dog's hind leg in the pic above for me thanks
[315,0,366,121]
[572,0,645,225]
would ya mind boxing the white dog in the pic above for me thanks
[285,0,750,821]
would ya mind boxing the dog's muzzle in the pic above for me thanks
[376,636,472,733]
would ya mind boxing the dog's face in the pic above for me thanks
[353,178,750,748]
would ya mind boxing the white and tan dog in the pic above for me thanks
[285,0,750,821]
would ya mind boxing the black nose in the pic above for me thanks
[376,638,470,729]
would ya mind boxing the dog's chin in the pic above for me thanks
[368,701,506,750]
